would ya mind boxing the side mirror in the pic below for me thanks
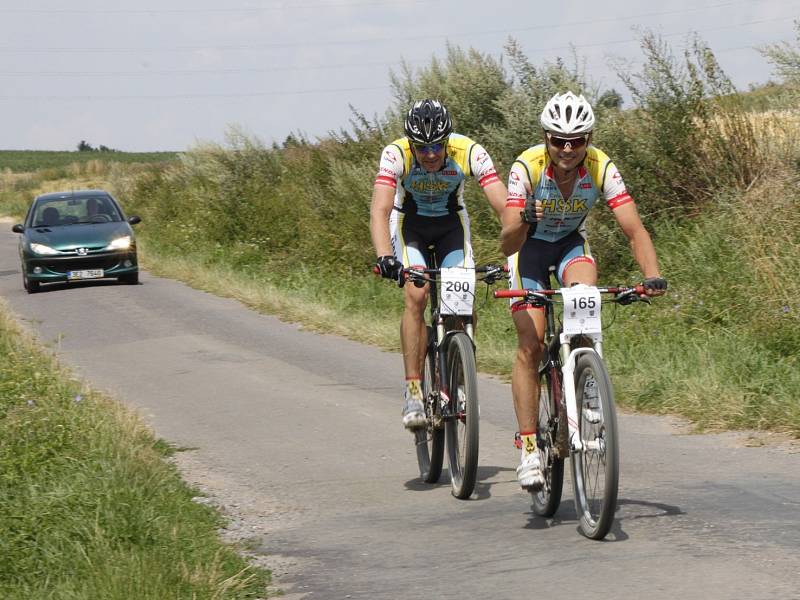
[128,216,141,225]
[12,224,24,233]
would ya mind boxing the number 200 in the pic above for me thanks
[445,281,471,293]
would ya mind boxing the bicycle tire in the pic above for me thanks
[570,351,619,540]
[445,331,479,499]
[416,327,444,483]
[531,367,564,517]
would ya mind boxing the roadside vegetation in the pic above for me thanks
[0,299,270,598]
[2,29,798,437]
[0,23,797,597]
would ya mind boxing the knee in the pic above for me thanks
[404,287,428,315]
[516,339,544,365]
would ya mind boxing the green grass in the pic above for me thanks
[0,300,270,599]
[0,150,179,173]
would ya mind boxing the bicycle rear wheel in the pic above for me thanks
[445,332,479,499]
[416,327,444,483]
[570,351,619,540]
[531,366,564,517]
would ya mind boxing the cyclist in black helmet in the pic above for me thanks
[370,99,507,430]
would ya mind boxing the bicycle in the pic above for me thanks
[397,259,506,499]
[495,283,650,539]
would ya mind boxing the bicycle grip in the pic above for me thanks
[494,289,527,299]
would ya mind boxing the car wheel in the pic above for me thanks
[23,272,40,294]
[119,272,139,285]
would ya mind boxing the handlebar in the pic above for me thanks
[494,285,650,306]
[372,263,509,286]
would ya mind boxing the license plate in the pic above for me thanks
[67,269,104,280]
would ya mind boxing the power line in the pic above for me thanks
[0,0,786,54]
[0,14,790,83]
[0,0,425,14]
[0,59,426,78]
[0,85,390,101]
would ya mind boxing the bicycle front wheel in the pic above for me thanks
[445,332,479,499]
[570,351,619,540]
[531,366,564,517]
[416,327,444,483]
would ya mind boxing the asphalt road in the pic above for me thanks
[1,223,798,600]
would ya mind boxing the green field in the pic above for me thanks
[0,150,179,173]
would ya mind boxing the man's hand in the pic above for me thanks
[521,199,543,225]
[642,277,668,296]
[376,255,404,286]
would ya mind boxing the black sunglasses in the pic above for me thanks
[412,142,446,154]
[546,133,588,149]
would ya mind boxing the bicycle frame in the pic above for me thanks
[497,285,646,454]
[405,260,504,426]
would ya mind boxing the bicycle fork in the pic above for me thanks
[559,341,603,454]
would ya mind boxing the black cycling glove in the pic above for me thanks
[376,255,404,286]
[643,277,668,292]
[520,198,539,226]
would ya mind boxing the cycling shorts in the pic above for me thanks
[507,230,595,310]
[389,209,474,269]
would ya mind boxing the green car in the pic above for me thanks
[12,190,142,293]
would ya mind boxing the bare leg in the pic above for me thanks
[511,308,546,433]
[400,283,429,379]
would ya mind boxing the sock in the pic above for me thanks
[405,378,422,399]
[519,431,536,455]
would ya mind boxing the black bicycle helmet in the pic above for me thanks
[404,99,453,144]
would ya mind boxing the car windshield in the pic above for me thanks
[31,195,122,227]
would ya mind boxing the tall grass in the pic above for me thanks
[0,299,269,598]
[112,34,800,435]
[3,33,798,441]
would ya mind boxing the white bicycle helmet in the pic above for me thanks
[540,91,595,135]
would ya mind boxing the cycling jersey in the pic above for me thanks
[375,133,500,218]
[505,144,632,243]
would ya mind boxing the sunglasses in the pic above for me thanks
[546,133,588,149]
[412,142,445,154]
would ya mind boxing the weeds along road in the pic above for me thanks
[0,226,798,600]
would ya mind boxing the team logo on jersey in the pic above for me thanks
[410,180,451,193]
[540,198,589,213]
[385,151,397,164]
[442,170,457,176]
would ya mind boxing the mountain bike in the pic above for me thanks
[495,283,650,539]
[403,260,506,499]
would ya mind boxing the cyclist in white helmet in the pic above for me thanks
[500,91,667,490]
[370,99,507,431]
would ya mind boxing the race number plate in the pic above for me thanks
[439,267,475,316]
[561,284,602,336]
[67,269,104,280]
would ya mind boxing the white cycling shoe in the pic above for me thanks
[402,395,426,430]
[517,451,545,490]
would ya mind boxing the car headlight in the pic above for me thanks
[105,236,131,250]
[30,242,59,255]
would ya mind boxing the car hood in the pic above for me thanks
[25,222,134,251]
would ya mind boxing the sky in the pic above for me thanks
[0,0,796,152]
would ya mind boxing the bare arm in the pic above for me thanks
[369,183,396,258]
[499,165,536,257]
[612,202,663,282]
[500,204,530,257]
[482,180,508,220]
